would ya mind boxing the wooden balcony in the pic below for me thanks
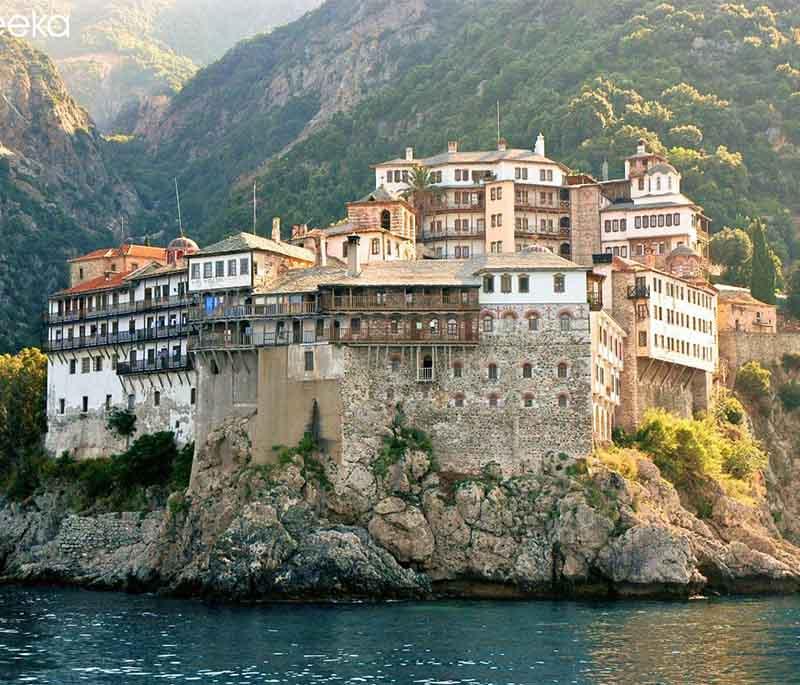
[188,301,318,322]
[117,356,192,376]
[47,296,191,324]
[45,325,189,352]
[320,292,479,312]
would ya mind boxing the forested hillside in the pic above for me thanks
[0,34,141,352]
[0,0,321,128]
[133,0,800,265]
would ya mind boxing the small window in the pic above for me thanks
[69,359,77,375]
[523,394,534,408]
[215,261,225,277]
[81,357,91,374]
[447,319,458,337]
[554,274,565,293]
[105,395,112,411]
[390,355,401,372]
[154,391,161,407]
[371,238,380,255]
[483,316,494,333]
[500,274,512,294]
[82,396,88,413]
[558,395,568,408]
[488,363,498,381]
[59,398,66,415]
[228,259,237,277]
[483,275,495,293]
[127,394,135,411]
[557,362,568,379]
[380,210,391,230]
[528,314,539,331]
[454,394,464,408]
[190,388,196,405]
[191,263,200,279]
[518,276,529,293]
[560,314,572,332]
[453,361,463,378]
[94,357,103,372]
[351,318,361,333]
[523,363,532,379]
[304,350,314,372]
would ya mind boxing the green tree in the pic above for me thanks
[710,227,752,286]
[750,219,778,305]
[787,265,800,320]
[402,166,441,251]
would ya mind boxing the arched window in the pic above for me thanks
[447,319,458,337]
[528,313,540,331]
[558,394,569,408]
[489,394,499,408]
[553,273,565,293]
[559,243,571,258]
[452,360,463,378]
[483,315,494,333]
[557,362,568,379]
[560,216,571,230]
[390,354,401,372]
[560,313,572,331]
[522,363,532,379]
[488,363,498,381]
[453,393,465,408]
[380,209,391,229]
[429,318,439,336]
[523,393,534,408]
[502,311,516,331]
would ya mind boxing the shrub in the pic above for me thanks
[170,442,194,490]
[113,432,177,490]
[106,408,137,446]
[735,361,771,399]
[778,382,800,411]
[782,353,800,373]
[714,394,745,425]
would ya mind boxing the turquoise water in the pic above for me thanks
[2,587,800,684]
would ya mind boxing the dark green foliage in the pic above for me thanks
[735,361,772,400]
[715,394,746,426]
[106,408,137,440]
[113,432,177,490]
[783,353,800,373]
[710,228,752,286]
[750,219,778,305]
[170,442,195,490]
[787,266,800,320]
[274,432,331,491]
[373,404,434,479]
[778,382,800,411]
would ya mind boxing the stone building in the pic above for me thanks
[715,284,777,334]
[44,238,200,458]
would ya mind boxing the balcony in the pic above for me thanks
[47,296,191,324]
[321,292,479,312]
[45,325,190,352]
[117,356,192,376]
[587,292,603,311]
[417,367,434,382]
[189,301,318,322]
[420,228,485,242]
[428,202,485,213]
[627,285,651,299]
[188,330,323,351]
[514,199,571,212]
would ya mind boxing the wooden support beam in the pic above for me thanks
[640,357,656,384]
[660,363,675,388]
[682,369,697,391]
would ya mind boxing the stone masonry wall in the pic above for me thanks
[338,306,593,478]
[719,331,800,386]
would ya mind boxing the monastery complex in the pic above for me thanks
[42,139,776,476]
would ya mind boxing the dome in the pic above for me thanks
[168,236,199,251]
[668,244,698,258]
[646,162,679,176]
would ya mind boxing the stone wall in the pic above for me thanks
[719,331,800,386]
[569,184,602,267]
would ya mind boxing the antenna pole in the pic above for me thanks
[253,181,258,236]
[175,178,184,237]
[496,100,500,144]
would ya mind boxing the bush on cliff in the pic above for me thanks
[778,382,800,412]
[735,361,772,400]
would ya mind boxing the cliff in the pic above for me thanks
[3,415,799,599]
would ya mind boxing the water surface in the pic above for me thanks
[1,586,800,684]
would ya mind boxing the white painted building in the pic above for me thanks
[590,310,625,443]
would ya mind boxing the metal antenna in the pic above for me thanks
[496,100,501,144]
[253,181,258,236]
[174,178,184,237]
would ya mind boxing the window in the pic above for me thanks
[351,318,361,333]
[483,275,495,293]
[558,395,568,409]
[540,169,547,181]
[69,359,77,375]
[558,362,568,379]
[190,388,196,405]
[153,391,161,407]
[81,357,90,374]
[518,275,529,293]
[673,213,680,225]
[612,220,619,232]
[228,259,237,277]
[304,350,314,372]
[489,394,499,408]
[94,357,103,372]
[453,361,463,378]
[553,274,565,293]
[447,319,458,337]
[605,220,611,233]
[528,314,539,331]
[620,219,627,232]
[59,398,65,415]
[215,261,224,277]
[82,396,88,413]
[638,331,648,347]
[203,262,213,279]
[635,216,642,229]
[191,263,200,280]
[501,274,512,293]
[523,394,534,408]
[454,394,464,408]
[488,363,498,381]
[483,316,494,333]
[523,363,532,379]
[560,313,572,331]
[638,178,645,191]
[371,238,381,256]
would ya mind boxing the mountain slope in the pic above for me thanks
[0,34,140,352]
[0,0,321,129]
[138,0,800,263]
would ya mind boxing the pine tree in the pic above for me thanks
[750,219,777,305]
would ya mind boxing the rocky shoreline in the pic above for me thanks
[3,419,800,601]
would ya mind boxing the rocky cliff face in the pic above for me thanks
[3,416,799,599]
[0,33,141,352]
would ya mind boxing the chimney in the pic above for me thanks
[405,147,414,161]
[447,140,458,154]
[534,132,545,157]
[637,138,647,156]
[347,234,361,277]
[317,234,328,268]
[601,159,609,182]
[272,217,281,242]
[497,137,508,152]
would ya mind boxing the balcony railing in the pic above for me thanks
[417,367,434,382]
[188,301,318,322]
[188,330,322,351]
[320,293,479,312]
[420,228,485,242]
[117,356,192,376]
[514,199,571,211]
[627,285,651,299]
[45,325,189,352]
[587,293,603,311]
[47,296,191,324]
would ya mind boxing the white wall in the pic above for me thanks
[479,270,587,306]
[188,252,252,293]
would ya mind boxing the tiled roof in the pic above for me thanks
[647,163,679,175]
[195,232,314,262]
[376,148,568,170]
[54,271,131,297]
[353,185,402,203]
[260,252,584,294]
[601,195,695,212]
[715,284,774,307]
[68,244,167,263]
[127,262,188,280]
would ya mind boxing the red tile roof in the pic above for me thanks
[54,271,131,296]
[68,244,167,263]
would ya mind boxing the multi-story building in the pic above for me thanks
[593,246,718,430]
[599,140,711,265]
[373,136,574,260]
[590,309,626,444]
[44,237,200,458]
[715,284,777,334]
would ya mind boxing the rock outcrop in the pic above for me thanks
[3,418,800,600]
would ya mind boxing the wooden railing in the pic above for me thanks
[47,296,190,323]
[189,301,318,322]
[45,325,189,352]
[117,356,192,375]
